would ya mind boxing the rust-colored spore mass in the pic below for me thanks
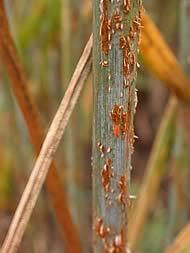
[121,111,130,137]
[119,36,128,49]
[129,52,136,74]
[110,105,129,138]
[120,37,132,79]
[118,175,132,208]
[118,175,131,208]
[118,176,127,206]
[122,45,137,79]
[100,60,109,67]
[110,105,123,124]
[128,126,135,154]
[121,0,131,15]
[110,105,123,137]
[94,217,110,239]
[101,158,113,192]
[100,0,110,54]
[119,8,142,84]
[97,142,105,157]
[114,124,120,138]
[112,9,123,31]
[101,226,127,253]
[129,15,142,40]
[112,226,127,253]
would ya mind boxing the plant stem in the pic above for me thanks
[92,0,142,252]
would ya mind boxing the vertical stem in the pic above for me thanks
[92,0,142,252]
[165,0,190,248]
[61,0,78,225]
[180,0,190,74]
[179,0,190,196]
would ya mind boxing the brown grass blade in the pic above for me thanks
[0,34,92,253]
[0,1,90,252]
[141,12,190,102]
[165,223,190,253]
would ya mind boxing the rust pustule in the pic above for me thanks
[100,0,111,54]
[110,105,123,137]
[110,105,130,138]
[131,6,144,45]
[121,0,131,15]
[134,88,138,113]
[129,16,142,40]
[118,175,132,209]
[101,158,113,192]
[108,73,112,80]
[112,9,123,31]
[123,44,131,77]
[100,60,109,67]
[94,217,110,239]
[123,79,130,88]
[129,52,136,74]
[128,126,135,154]
[118,175,127,206]
[119,11,142,81]
[121,111,130,137]
[97,142,105,157]
[112,226,126,253]
[118,175,131,208]
[102,226,127,253]
[119,36,128,49]
[107,147,112,153]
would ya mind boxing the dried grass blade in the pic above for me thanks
[0,20,92,253]
[0,1,91,252]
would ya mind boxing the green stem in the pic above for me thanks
[93,0,141,252]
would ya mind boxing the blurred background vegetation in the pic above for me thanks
[0,0,190,252]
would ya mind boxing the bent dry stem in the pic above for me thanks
[0,1,82,252]
[0,35,92,253]
[92,0,142,252]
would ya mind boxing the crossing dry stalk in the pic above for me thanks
[0,1,84,252]
[0,34,92,253]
